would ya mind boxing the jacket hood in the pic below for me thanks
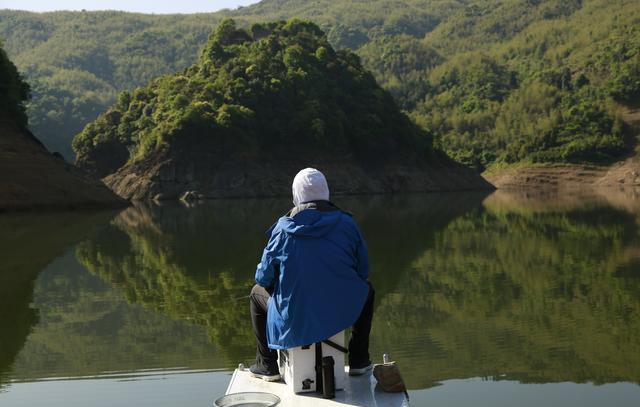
[270,209,343,238]
[292,168,330,206]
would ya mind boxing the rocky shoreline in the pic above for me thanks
[484,159,640,190]
[101,150,495,202]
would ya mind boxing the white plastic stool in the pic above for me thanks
[277,330,347,394]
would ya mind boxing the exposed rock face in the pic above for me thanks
[0,122,127,211]
[102,145,494,201]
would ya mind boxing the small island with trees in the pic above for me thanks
[72,19,492,201]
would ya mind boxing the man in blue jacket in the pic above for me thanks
[249,168,374,381]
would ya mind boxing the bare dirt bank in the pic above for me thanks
[485,103,640,190]
[483,160,640,190]
[0,122,127,212]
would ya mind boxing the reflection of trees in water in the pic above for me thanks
[76,199,300,366]
[374,191,640,389]
[76,193,488,368]
[7,192,640,391]
[0,211,116,388]
[15,192,640,392]
[10,255,221,380]
[0,271,37,388]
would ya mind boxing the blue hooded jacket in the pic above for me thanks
[255,205,370,350]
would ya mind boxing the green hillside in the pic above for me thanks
[72,18,427,179]
[1,0,639,168]
[0,11,223,159]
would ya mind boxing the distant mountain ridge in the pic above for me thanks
[1,0,639,169]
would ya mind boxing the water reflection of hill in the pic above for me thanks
[9,252,222,381]
[76,194,488,368]
[483,187,640,216]
[0,211,117,388]
[8,192,640,392]
[374,190,640,389]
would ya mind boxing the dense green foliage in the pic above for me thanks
[72,19,427,168]
[238,0,640,168]
[227,0,465,50]
[0,11,221,158]
[1,0,639,166]
[0,44,29,129]
[411,0,639,168]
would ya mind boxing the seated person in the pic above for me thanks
[249,168,375,381]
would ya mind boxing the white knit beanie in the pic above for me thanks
[292,168,330,206]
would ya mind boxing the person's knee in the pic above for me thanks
[250,284,270,311]
[249,284,262,307]
[251,284,263,297]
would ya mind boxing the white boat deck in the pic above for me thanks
[226,367,409,407]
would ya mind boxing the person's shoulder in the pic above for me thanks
[339,209,354,218]
[336,210,361,231]
[267,216,290,235]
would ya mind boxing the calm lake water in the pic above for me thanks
[1,189,640,406]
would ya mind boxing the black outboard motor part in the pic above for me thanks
[322,356,336,399]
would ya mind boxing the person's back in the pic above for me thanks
[249,168,375,382]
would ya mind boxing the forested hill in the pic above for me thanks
[1,0,639,168]
[72,19,491,200]
[0,11,224,159]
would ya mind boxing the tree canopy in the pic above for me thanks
[72,19,429,176]
[1,0,639,167]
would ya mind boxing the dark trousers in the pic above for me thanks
[249,282,375,369]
